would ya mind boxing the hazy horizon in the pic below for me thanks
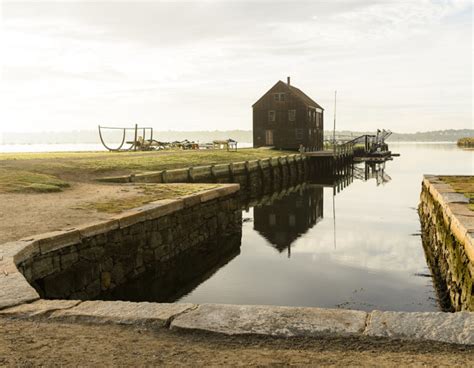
[1,0,472,134]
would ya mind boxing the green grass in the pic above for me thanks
[440,176,474,211]
[0,168,70,193]
[457,137,474,147]
[0,148,294,180]
[76,183,218,213]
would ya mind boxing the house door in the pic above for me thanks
[265,130,274,145]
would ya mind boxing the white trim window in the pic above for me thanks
[268,110,276,122]
[273,93,286,102]
[288,109,296,122]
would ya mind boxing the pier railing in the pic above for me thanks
[324,133,387,157]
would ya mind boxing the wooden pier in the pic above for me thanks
[304,144,355,176]
[303,131,396,176]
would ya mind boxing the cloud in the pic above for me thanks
[0,1,471,133]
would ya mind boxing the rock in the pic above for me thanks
[170,304,367,337]
[49,300,195,328]
[0,299,80,318]
[0,273,39,310]
[365,310,474,345]
[101,272,111,290]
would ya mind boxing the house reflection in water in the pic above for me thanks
[253,186,324,257]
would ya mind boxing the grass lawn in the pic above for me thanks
[75,183,219,213]
[440,176,474,211]
[0,148,293,192]
[0,168,70,193]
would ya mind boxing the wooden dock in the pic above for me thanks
[304,151,337,158]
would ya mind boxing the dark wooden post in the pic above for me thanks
[134,124,138,151]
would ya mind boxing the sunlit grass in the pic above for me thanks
[0,168,70,193]
[75,183,217,213]
[0,148,294,179]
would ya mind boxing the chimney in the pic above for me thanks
[287,76,291,86]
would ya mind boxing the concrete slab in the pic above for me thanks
[431,183,457,193]
[0,299,80,318]
[365,311,474,345]
[0,256,18,275]
[200,188,221,203]
[217,184,240,197]
[456,215,474,231]
[0,273,39,310]
[170,304,367,337]
[35,230,81,255]
[49,300,195,328]
[0,241,30,258]
[146,199,184,220]
[448,203,474,218]
[13,241,41,265]
[76,220,119,239]
[441,192,470,204]
[113,209,148,228]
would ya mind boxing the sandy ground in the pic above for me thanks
[0,183,143,244]
[0,317,472,367]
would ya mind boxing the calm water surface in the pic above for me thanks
[175,143,473,311]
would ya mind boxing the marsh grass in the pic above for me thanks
[76,183,218,213]
[457,137,474,148]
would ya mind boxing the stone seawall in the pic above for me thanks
[12,185,242,300]
[418,176,474,311]
[99,154,310,198]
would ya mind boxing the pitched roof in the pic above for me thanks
[252,80,324,109]
[288,84,324,110]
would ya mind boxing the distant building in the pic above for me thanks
[252,77,324,150]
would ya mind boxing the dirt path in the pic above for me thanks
[0,183,141,244]
[0,317,471,367]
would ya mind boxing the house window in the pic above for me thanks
[289,214,296,227]
[268,110,276,122]
[288,109,296,122]
[269,213,276,226]
[295,129,304,140]
[273,93,286,102]
[295,198,303,208]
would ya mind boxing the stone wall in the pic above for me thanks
[418,176,474,311]
[99,154,310,198]
[14,185,242,300]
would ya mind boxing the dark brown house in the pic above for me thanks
[252,78,324,150]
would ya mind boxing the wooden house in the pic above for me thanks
[252,77,324,150]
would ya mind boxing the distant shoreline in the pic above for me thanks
[1,129,472,146]
[0,141,461,154]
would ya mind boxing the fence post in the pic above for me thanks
[134,124,138,151]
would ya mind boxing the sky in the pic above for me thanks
[0,0,472,134]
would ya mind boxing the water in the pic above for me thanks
[102,143,472,311]
[175,143,472,311]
